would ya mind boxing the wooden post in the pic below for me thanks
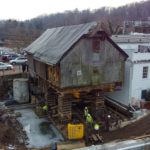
[91,91,105,118]
[46,88,57,106]
[46,88,58,118]
[58,93,72,123]
[95,91,105,111]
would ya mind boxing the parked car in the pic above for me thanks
[10,57,27,65]
[0,62,13,70]
[7,54,19,61]
[2,54,9,61]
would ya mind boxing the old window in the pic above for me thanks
[142,66,148,78]
[141,90,147,99]
[92,39,100,52]
[93,67,99,74]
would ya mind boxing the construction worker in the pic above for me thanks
[94,123,100,130]
[86,113,93,128]
[94,123,103,143]
[94,123,100,134]
[42,105,48,111]
[84,107,88,119]
[42,105,48,115]
[117,119,122,128]
[105,114,111,131]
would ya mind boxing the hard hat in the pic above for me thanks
[94,124,99,130]
[88,113,90,116]
[85,107,87,109]
[108,115,111,118]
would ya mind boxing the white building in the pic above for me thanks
[107,34,150,107]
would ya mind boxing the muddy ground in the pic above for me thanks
[0,108,150,149]
[102,113,150,143]
[0,109,27,150]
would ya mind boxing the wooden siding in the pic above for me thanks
[27,54,34,70]
[47,65,60,87]
[60,37,125,88]
[27,54,36,77]
[27,56,61,87]
[34,60,46,79]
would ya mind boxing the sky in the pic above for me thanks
[0,0,144,21]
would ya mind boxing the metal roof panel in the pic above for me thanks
[25,22,97,65]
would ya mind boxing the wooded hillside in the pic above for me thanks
[0,0,150,49]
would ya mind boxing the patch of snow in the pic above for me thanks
[133,109,149,121]
[116,109,150,129]
[24,124,31,133]
[0,101,6,110]
[15,109,63,148]
[130,32,146,35]
[8,144,16,149]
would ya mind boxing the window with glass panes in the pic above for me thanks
[92,39,100,53]
[142,66,148,78]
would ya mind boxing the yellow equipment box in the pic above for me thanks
[68,123,84,140]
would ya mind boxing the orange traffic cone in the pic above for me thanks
[13,68,15,72]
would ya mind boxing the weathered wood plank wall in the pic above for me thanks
[27,54,61,87]
[34,60,46,79]
[27,54,36,77]
[47,65,60,87]
[60,37,125,88]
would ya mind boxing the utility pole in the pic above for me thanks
[122,21,126,35]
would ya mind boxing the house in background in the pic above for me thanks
[25,22,128,121]
[107,34,150,107]
[123,19,150,34]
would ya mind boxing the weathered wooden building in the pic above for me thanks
[25,22,128,122]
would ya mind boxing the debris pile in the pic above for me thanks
[101,112,150,143]
[0,119,16,144]
[0,108,27,149]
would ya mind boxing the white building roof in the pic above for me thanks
[112,34,150,43]
[111,35,150,62]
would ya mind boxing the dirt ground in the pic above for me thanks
[102,113,150,143]
[0,110,27,150]
[0,112,150,149]
[1,105,150,149]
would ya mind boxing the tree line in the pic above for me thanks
[0,0,150,49]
